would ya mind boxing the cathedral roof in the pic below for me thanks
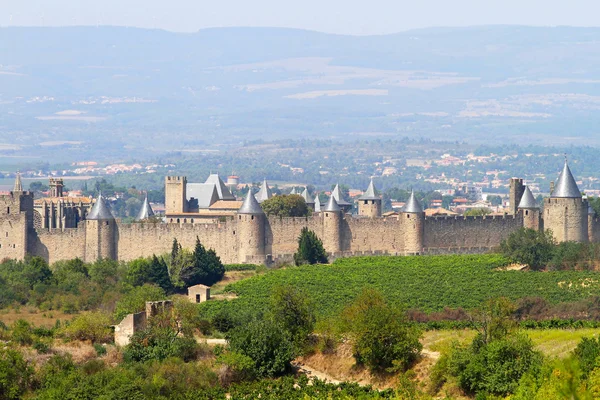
[518,186,537,209]
[331,184,351,206]
[136,195,155,220]
[238,190,264,215]
[255,179,272,203]
[401,191,423,213]
[552,161,581,198]
[359,179,379,200]
[301,187,314,204]
[87,192,114,220]
[324,196,341,212]
[187,183,220,209]
[204,173,236,200]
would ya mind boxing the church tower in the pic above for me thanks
[544,160,588,243]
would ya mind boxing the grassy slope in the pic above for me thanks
[201,255,600,319]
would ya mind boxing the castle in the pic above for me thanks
[0,161,597,265]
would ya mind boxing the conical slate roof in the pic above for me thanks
[87,192,114,220]
[518,186,537,209]
[314,195,322,212]
[238,190,264,215]
[301,187,314,205]
[255,179,272,203]
[331,184,351,206]
[402,191,423,213]
[359,179,379,201]
[324,196,341,212]
[552,161,581,198]
[13,172,22,192]
[289,187,298,195]
[136,195,155,220]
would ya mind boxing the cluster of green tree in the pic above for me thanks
[501,228,600,270]
[429,297,600,399]
[260,194,309,217]
[293,227,328,265]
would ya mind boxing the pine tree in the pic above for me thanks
[170,238,180,266]
[180,237,225,287]
[294,227,328,265]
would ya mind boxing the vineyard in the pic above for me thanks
[201,254,600,319]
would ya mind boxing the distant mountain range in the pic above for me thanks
[2,25,600,161]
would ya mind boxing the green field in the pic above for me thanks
[201,255,600,319]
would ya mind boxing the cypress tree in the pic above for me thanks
[294,227,328,265]
[180,237,225,287]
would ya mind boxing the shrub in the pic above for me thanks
[10,319,33,346]
[341,288,422,372]
[0,348,33,400]
[217,351,257,385]
[59,311,113,343]
[126,256,172,293]
[224,264,259,272]
[573,336,600,378]
[293,227,328,266]
[114,284,165,321]
[227,318,295,378]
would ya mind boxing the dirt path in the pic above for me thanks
[292,362,343,385]
[197,338,227,346]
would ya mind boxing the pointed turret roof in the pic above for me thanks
[301,187,314,205]
[331,184,351,206]
[324,196,341,212]
[402,191,423,213]
[87,192,114,220]
[289,187,298,195]
[518,186,537,209]
[359,179,379,201]
[552,161,581,198]
[13,172,22,192]
[238,190,264,215]
[314,195,322,212]
[255,179,272,203]
[136,195,155,220]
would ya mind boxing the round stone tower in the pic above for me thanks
[237,190,265,263]
[323,196,342,254]
[358,179,382,218]
[544,161,588,243]
[588,203,595,242]
[401,191,424,255]
[85,192,116,262]
[518,186,540,231]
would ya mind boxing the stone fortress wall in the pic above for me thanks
[2,160,598,265]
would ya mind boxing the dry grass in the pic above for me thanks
[210,270,256,295]
[0,307,76,327]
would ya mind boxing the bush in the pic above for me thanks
[10,319,33,346]
[126,256,172,293]
[341,288,422,372]
[227,318,295,378]
[114,284,166,321]
[224,264,259,272]
[293,227,328,266]
[261,194,309,218]
[60,311,113,343]
[0,347,33,400]
[573,336,600,378]
[124,322,199,363]
[217,351,257,385]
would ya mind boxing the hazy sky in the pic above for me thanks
[3,0,600,35]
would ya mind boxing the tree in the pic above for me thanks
[488,195,503,206]
[270,285,315,353]
[227,318,295,378]
[22,256,52,289]
[500,228,556,270]
[260,194,308,217]
[293,227,328,265]
[341,288,422,372]
[114,284,166,321]
[464,208,491,216]
[126,256,172,293]
[180,237,225,287]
